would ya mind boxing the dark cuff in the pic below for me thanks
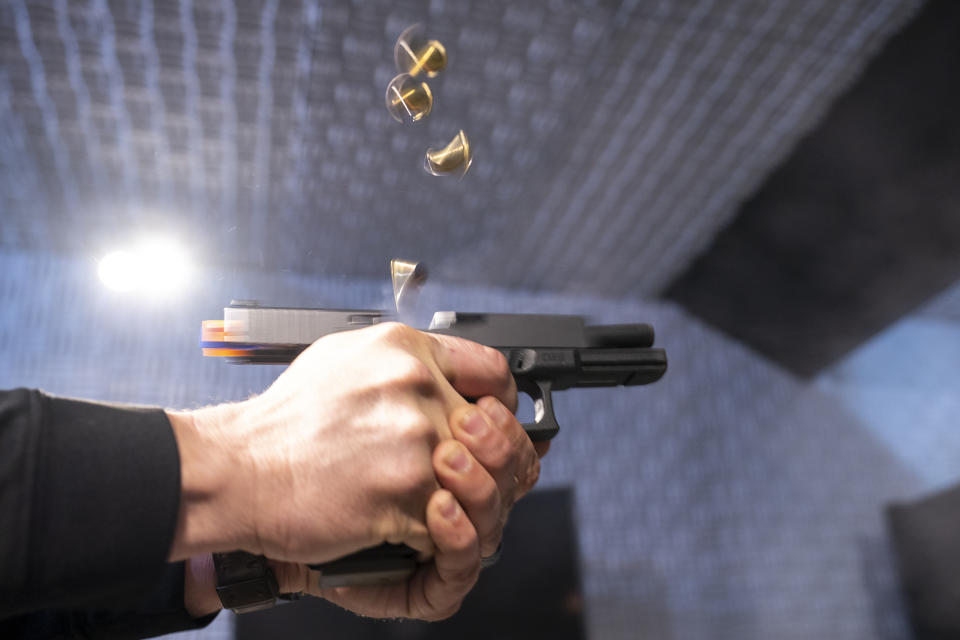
[80,562,220,639]
[0,563,219,640]
[27,392,182,612]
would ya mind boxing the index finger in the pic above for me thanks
[427,333,518,413]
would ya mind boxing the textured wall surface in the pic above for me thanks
[1,2,949,638]
[818,281,960,492]
[2,246,949,640]
[0,0,920,297]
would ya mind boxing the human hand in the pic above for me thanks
[180,392,548,620]
[435,395,546,559]
[167,322,516,566]
[185,487,482,621]
[268,397,544,620]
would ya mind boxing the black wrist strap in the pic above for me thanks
[212,551,279,614]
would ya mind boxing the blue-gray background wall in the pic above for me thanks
[2,246,958,639]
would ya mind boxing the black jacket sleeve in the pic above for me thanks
[0,562,217,639]
[0,388,218,637]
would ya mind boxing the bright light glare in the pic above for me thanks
[98,238,192,296]
[98,250,139,292]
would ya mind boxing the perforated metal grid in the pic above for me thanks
[0,0,920,297]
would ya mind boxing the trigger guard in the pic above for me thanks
[518,379,559,442]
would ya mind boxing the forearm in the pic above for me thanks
[0,389,181,616]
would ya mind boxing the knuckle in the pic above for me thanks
[482,430,514,472]
[399,414,437,444]
[443,516,480,555]
[489,349,511,382]
[479,476,501,515]
[482,532,504,558]
[393,357,438,394]
[446,531,476,556]
[521,455,541,494]
[377,320,410,339]
[370,509,405,544]
[445,564,480,590]
[489,352,517,408]
[401,464,436,495]
[381,454,434,496]
[376,321,420,348]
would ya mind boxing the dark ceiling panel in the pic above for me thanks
[665,0,960,377]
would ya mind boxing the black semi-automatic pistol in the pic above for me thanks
[200,303,667,586]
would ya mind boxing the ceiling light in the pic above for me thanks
[98,237,193,296]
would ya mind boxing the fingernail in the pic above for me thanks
[480,397,508,423]
[441,493,459,520]
[445,447,470,472]
[461,409,487,435]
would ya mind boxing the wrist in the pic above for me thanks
[184,554,222,617]
[185,552,306,616]
[268,559,310,596]
[167,404,258,560]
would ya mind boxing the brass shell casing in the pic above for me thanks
[390,259,428,313]
[424,130,472,178]
[395,25,447,78]
[385,74,433,123]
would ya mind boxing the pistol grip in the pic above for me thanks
[307,543,417,588]
[517,378,559,442]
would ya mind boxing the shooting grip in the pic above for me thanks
[305,341,664,586]
[203,310,664,589]
[306,378,557,587]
